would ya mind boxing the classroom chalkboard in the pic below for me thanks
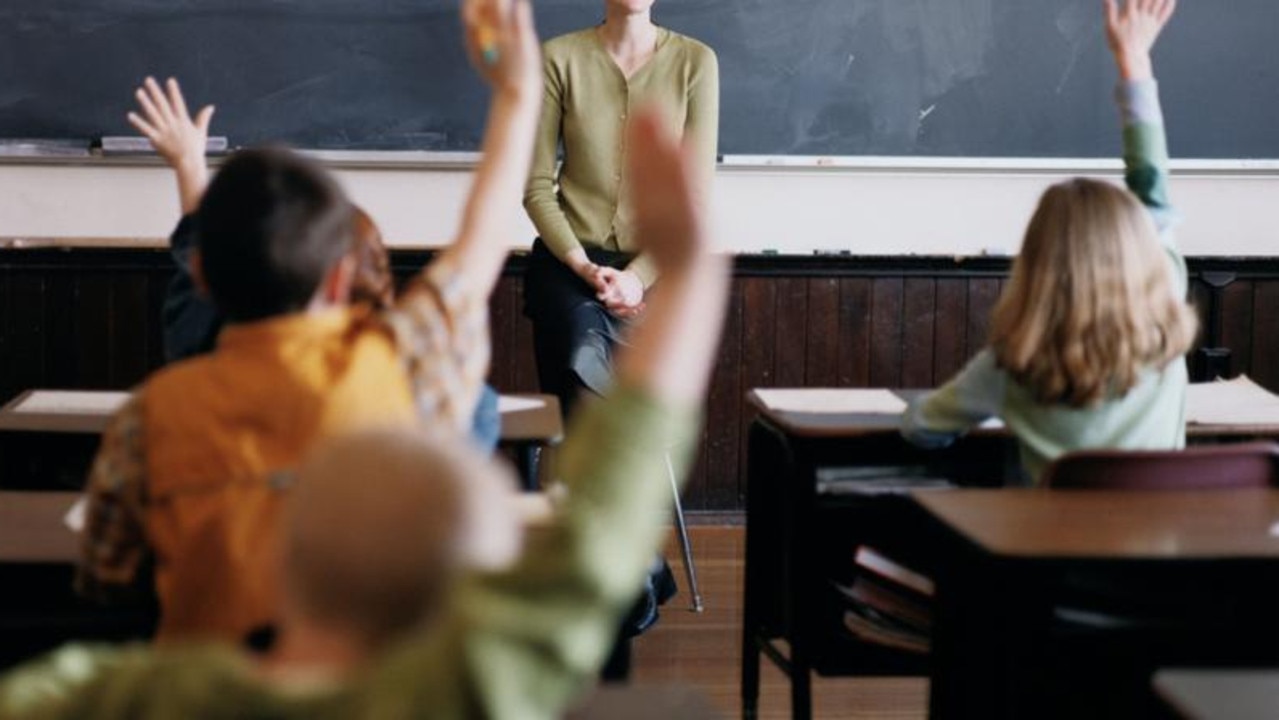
[1,0,1276,158]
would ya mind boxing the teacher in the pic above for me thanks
[523,0,719,417]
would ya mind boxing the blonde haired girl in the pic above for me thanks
[902,0,1195,483]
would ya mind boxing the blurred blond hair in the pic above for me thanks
[991,178,1198,407]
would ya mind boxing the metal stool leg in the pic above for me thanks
[666,453,704,613]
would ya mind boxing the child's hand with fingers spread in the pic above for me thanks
[1104,0,1177,81]
[128,77,214,173]
[127,77,215,214]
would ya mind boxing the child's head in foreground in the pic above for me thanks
[991,178,1197,407]
[283,427,523,649]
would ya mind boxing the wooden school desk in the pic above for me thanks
[1154,669,1279,720]
[917,489,1279,719]
[0,389,564,490]
[739,381,1279,720]
[0,490,153,668]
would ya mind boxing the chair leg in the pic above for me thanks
[667,453,704,613]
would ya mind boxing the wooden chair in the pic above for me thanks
[1042,442,1279,490]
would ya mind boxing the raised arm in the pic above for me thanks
[411,109,730,718]
[127,77,215,216]
[1106,0,1177,233]
[428,0,542,295]
[126,78,223,361]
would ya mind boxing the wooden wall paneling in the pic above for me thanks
[900,278,936,388]
[772,278,808,386]
[509,277,540,394]
[145,267,170,372]
[7,270,48,400]
[0,266,8,401]
[700,280,746,510]
[738,277,777,509]
[837,278,872,387]
[486,277,518,392]
[43,269,78,391]
[868,277,904,387]
[932,278,969,384]
[73,273,114,389]
[804,278,841,386]
[1218,280,1256,380]
[1250,280,1279,392]
[965,278,1000,360]
[110,270,152,388]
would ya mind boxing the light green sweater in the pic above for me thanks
[901,79,1188,484]
[524,27,719,287]
[0,386,698,720]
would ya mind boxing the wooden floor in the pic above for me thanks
[632,526,927,719]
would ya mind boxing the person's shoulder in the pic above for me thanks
[543,28,597,61]
[663,30,717,65]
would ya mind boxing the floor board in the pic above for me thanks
[632,527,927,719]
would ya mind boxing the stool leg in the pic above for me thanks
[667,453,704,613]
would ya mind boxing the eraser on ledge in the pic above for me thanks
[98,136,229,155]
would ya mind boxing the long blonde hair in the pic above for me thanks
[990,178,1198,407]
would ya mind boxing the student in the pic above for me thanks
[77,0,540,644]
[0,79,730,720]
[147,84,502,452]
[901,0,1195,484]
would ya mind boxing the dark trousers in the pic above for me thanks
[523,239,633,420]
[523,239,676,682]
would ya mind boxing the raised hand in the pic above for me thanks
[462,0,540,99]
[1104,0,1177,81]
[625,110,711,274]
[127,77,215,214]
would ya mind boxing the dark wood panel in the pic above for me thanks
[1251,281,1279,391]
[804,278,841,386]
[1219,281,1256,380]
[965,278,1000,361]
[837,278,872,387]
[933,279,968,383]
[869,277,904,387]
[773,278,808,387]
[3,249,1279,512]
[703,281,745,509]
[901,278,936,388]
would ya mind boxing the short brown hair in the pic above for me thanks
[991,178,1198,407]
[284,429,522,648]
[197,148,354,322]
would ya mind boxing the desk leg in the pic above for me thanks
[515,445,541,491]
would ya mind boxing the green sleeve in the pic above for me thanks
[373,386,700,719]
[901,349,1006,448]
[523,52,583,264]
[0,645,148,720]
[1117,78,1187,293]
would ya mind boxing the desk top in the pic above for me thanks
[914,488,1279,560]
[0,390,565,445]
[0,489,554,566]
[1154,670,1279,720]
[749,380,1279,440]
[0,491,80,563]
[497,394,563,445]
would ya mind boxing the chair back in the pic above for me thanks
[1043,442,1279,490]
